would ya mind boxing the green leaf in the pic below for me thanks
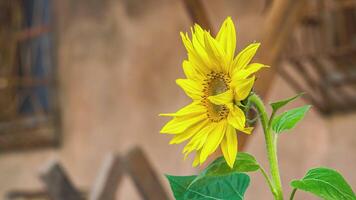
[272,105,311,134]
[200,152,260,178]
[270,93,304,112]
[166,175,197,200]
[291,167,356,200]
[165,153,256,199]
[183,172,250,200]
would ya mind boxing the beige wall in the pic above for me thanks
[0,0,355,199]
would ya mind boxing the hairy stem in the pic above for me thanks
[248,93,284,200]
[289,189,297,200]
[259,167,277,197]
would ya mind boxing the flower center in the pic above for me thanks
[202,71,231,122]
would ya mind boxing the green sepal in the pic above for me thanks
[290,167,356,200]
[271,105,311,134]
[270,93,304,112]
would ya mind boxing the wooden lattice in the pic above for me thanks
[279,0,356,115]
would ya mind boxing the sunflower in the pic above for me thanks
[160,17,267,168]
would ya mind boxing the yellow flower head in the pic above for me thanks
[160,17,267,168]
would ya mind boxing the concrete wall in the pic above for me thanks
[0,0,355,199]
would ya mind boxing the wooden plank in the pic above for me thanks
[305,56,351,113]
[309,56,339,110]
[240,0,308,148]
[89,154,124,200]
[277,61,326,113]
[39,160,83,200]
[17,26,50,42]
[124,147,169,200]
[326,72,356,87]
[6,190,50,200]
[6,190,87,200]
[291,59,319,91]
[181,0,213,31]
[254,0,308,97]
[311,57,355,111]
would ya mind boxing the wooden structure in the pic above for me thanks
[6,147,169,200]
[279,0,356,115]
[0,0,60,152]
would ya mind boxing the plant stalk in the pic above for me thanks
[259,167,277,197]
[248,93,284,200]
[289,189,297,200]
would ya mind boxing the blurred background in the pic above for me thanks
[0,0,355,199]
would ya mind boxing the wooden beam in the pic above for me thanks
[17,26,50,42]
[181,0,213,31]
[310,57,355,112]
[290,59,319,92]
[0,118,59,152]
[309,57,337,109]
[254,0,308,97]
[6,190,87,200]
[277,61,326,113]
[89,154,124,200]
[326,73,356,87]
[6,190,50,200]
[39,159,83,200]
[240,0,308,148]
[124,147,169,200]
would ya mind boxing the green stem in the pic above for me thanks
[259,167,277,197]
[248,93,284,200]
[289,189,297,200]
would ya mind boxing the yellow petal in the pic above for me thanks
[180,32,210,75]
[176,79,203,100]
[227,106,246,130]
[180,32,193,51]
[232,43,260,72]
[204,31,227,72]
[182,27,212,74]
[232,63,268,81]
[200,121,226,164]
[192,24,206,48]
[191,25,209,55]
[233,76,255,101]
[221,125,238,168]
[169,120,209,144]
[182,60,204,81]
[183,123,215,157]
[216,17,236,66]
[193,150,201,167]
[160,114,205,134]
[160,101,205,117]
[207,89,233,106]
[241,126,254,135]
